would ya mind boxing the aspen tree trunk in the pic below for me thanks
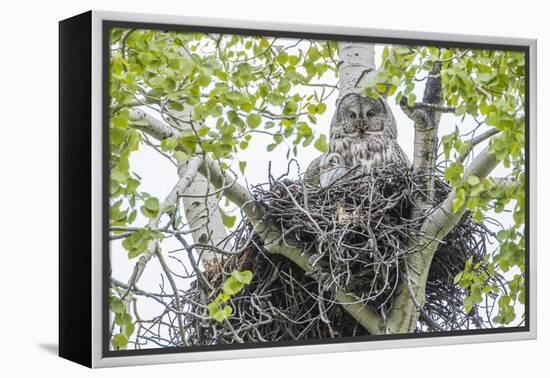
[337,42,376,98]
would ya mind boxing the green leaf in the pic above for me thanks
[215,292,230,303]
[198,126,210,137]
[444,162,464,183]
[246,113,262,129]
[473,211,484,223]
[197,74,211,87]
[111,166,127,183]
[278,78,291,93]
[112,333,129,350]
[308,47,320,61]
[110,297,125,314]
[145,197,159,212]
[467,175,480,186]
[180,59,195,77]
[161,136,179,151]
[471,284,483,303]
[124,322,135,338]
[221,211,236,228]
[519,289,525,304]
[407,93,416,107]
[121,228,157,259]
[141,197,160,218]
[138,51,153,65]
[112,110,129,129]
[314,134,328,153]
[316,103,327,114]
[288,55,299,66]
[453,271,463,284]
[453,189,466,213]
[466,196,478,211]
[162,77,176,91]
[173,150,189,164]
[207,303,231,323]
[110,127,128,145]
[276,52,289,65]
[239,161,247,175]
[283,100,298,116]
[169,102,184,112]
[207,302,219,315]
[231,270,253,284]
[223,277,245,295]
[464,296,474,313]
[115,312,132,326]
[224,305,233,317]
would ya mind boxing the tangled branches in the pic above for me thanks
[169,165,501,345]
[261,164,416,307]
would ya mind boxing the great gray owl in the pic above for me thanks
[308,93,410,187]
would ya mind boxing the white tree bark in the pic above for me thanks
[337,42,376,98]
[180,174,230,263]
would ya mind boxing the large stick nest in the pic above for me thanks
[182,164,500,345]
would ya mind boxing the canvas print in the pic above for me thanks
[106,26,527,352]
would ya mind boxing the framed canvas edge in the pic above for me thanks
[89,10,537,368]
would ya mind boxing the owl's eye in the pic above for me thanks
[348,111,357,119]
[366,110,376,118]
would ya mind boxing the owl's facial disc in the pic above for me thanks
[345,98,385,133]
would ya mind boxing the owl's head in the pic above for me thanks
[331,93,397,139]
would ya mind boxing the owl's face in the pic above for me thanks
[332,94,397,139]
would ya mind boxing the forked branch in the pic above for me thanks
[386,143,500,333]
